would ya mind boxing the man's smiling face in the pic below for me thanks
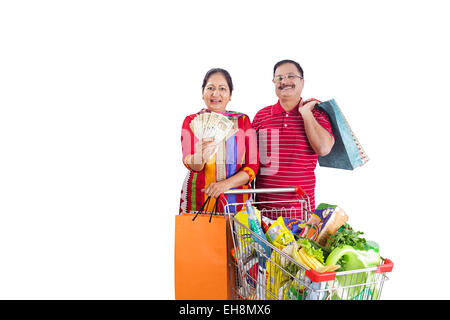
[273,62,304,102]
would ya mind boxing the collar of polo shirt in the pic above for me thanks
[272,99,302,115]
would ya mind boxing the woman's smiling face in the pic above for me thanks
[202,72,231,112]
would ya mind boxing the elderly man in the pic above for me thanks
[252,59,335,217]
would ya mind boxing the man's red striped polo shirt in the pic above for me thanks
[252,100,333,218]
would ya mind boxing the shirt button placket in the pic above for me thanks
[281,112,287,130]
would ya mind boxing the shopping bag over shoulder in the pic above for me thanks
[317,99,369,170]
[174,212,231,300]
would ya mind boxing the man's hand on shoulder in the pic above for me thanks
[298,98,320,117]
[298,98,334,156]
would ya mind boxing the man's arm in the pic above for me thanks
[299,100,335,156]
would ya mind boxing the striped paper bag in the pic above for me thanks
[317,99,369,170]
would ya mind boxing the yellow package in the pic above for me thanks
[278,280,292,300]
[265,250,290,300]
[265,216,296,248]
[265,251,279,300]
[233,205,261,260]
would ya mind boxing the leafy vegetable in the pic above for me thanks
[325,245,381,270]
[298,238,325,264]
[325,246,382,299]
[297,236,331,260]
[327,223,367,251]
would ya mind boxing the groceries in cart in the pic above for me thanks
[263,216,321,245]
[232,202,271,299]
[308,203,349,246]
[229,197,391,300]
[233,205,262,259]
[266,203,383,274]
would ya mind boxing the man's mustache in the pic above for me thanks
[278,84,295,90]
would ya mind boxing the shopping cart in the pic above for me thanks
[220,186,394,300]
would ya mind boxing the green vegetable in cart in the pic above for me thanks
[325,245,382,300]
[325,245,381,270]
[298,238,325,264]
[327,223,367,251]
[297,237,332,260]
[364,240,380,253]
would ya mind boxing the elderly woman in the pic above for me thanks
[180,68,259,213]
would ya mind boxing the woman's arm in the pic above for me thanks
[185,138,216,172]
[202,171,250,199]
[181,115,217,171]
[202,115,259,198]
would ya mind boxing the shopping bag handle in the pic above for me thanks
[222,186,308,200]
[192,196,211,221]
[192,196,220,222]
[209,198,219,223]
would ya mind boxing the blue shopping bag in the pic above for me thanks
[317,99,369,170]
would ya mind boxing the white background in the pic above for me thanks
[1,0,449,299]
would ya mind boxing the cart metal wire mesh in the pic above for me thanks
[221,187,393,300]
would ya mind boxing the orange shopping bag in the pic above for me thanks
[174,197,231,300]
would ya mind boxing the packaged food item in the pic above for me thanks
[309,203,348,246]
[243,257,258,293]
[246,203,265,242]
[264,216,296,249]
[234,205,262,259]
[265,250,290,300]
[246,201,270,300]
[283,218,320,240]
[286,268,308,300]
[236,205,261,233]
[304,279,328,300]
[234,255,259,300]
[278,280,292,300]
[261,216,275,233]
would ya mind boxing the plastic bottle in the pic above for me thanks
[246,201,270,299]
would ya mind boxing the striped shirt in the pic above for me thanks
[252,100,333,217]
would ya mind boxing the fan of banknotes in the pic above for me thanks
[190,112,236,143]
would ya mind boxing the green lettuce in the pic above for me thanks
[298,238,325,264]
[325,245,381,300]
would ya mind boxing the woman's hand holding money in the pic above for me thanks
[200,138,217,163]
[187,138,217,171]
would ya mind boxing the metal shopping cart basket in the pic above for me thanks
[220,186,394,300]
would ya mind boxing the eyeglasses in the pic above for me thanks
[272,73,303,83]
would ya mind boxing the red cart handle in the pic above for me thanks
[306,258,394,283]
[223,187,308,197]
[376,258,394,273]
[294,186,307,198]
[305,268,336,282]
